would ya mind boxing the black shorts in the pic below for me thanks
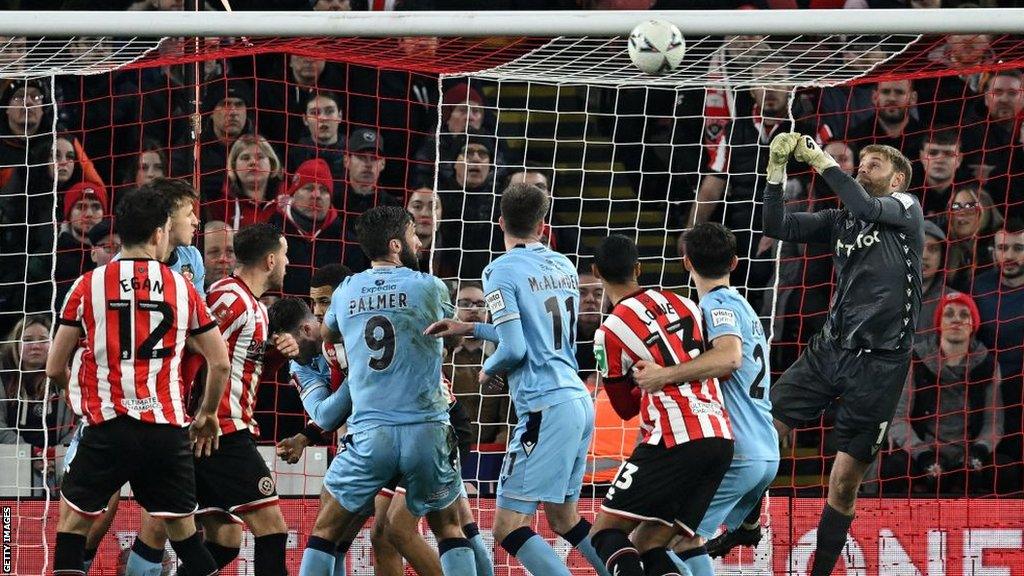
[62,417,197,518]
[771,334,912,463]
[600,438,733,536]
[194,430,278,519]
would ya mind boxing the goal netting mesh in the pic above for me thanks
[1,29,1023,576]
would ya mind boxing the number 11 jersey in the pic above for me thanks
[482,243,588,417]
[325,265,452,434]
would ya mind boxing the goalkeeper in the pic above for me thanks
[762,133,924,576]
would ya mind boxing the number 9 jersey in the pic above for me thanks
[324,265,453,434]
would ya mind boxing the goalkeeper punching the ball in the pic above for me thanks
[762,133,923,575]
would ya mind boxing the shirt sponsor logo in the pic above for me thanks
[835,230,881,257]
[687,399,724,416]
[485,290,506,314]
[711,308,737,328]
[120,397,162,413]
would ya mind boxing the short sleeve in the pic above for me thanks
[594,327,634,382]
[206,290,247,337]
[187,281,216,335]
[702,297,743,342]
[433,276,455,318]
[483,265,520,326]
[58,275,87,328]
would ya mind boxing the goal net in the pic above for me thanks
[1,18,1023,576]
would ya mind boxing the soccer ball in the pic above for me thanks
[627,20,686,76]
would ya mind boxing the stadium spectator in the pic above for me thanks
[336,127,400,218]
[0,314,74,493]
[171,78,252,201]
[943,186,1001,282]
[884,292,1015,495]
[268,158,366,298]
[0,79,52,174]
[576,269,604,375]
[972,221,1024,483]
[912,129,964,218]
[506,167,567,250]
[443,281,512,445]
[412,82,503,186]
[846,79,925,157]
[202,220,236,289]
[114,141,166,204]
[54,181,108,306]
[256,53,344,150]
[203,134,281,229]
[816,40,888,140]
[917,220,960,338]
[406,185,457,277]
[86,219,120,268]
[917,34,994,128]
[439,134,498,279]
[960,69,1024,206]
[286,91,345,180]
[312,0,351,9]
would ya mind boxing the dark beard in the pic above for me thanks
[399,243,420,270]
[856,175,886,197]
[879,107,906,125]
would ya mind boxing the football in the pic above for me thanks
[627,19,686,76]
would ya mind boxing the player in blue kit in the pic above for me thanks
[298,206,477,576]
[633,223,779,576]
[426,183,609,576]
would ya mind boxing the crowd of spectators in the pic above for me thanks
[0,1,1020,498]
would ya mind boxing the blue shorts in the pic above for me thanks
[695,458,778,539]
[497,395,594,514]
[324,421,462,518]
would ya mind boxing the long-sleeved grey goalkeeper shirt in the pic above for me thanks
[763,167,925,352]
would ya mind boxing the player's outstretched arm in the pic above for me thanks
[188,325,230,456]
[762,133,836,244]
[632,334,743,393]
[480,319,527,380]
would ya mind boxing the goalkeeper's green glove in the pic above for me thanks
[793,133,838,173]
[767,132,800,185]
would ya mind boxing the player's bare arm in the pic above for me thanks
[633,334,742,393]
[45,324,80,391]
[188,325,230,457]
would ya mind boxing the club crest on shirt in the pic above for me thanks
[180,264,194,283]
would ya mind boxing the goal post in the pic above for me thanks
[1,10,1023,576]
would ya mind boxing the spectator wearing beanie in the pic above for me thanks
[55,182,109,305]
[884,292,1017,495]
[267,158,367,298]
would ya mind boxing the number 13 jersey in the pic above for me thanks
[595,289,732,447]
[58,258,216,427]
[325,265,453,434]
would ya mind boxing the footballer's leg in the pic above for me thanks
[301,488,357,576]
[370,491,409,576]
[333,510,370,576]
[82,492,119,574]
[383,490,443,576]
[123,511,168,576]
[242,505,290,576]
[457,493,494,576]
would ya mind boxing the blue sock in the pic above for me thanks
[332,546,347,576]
[558,518,610,576]
[678,546,711,576]
[299,536,336,576]
[501,527,571,576]
[124,539,164,576]
[438,538,478,576]
[463,522,494,576]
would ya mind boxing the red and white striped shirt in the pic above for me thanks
[206,276,269,436]
[58,259,216,427]
[594,289,732,448]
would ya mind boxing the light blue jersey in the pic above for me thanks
[290,355,352,433]
[325,265,452,433]
[114,245,205,295]
[701,286,778,461]
[481,243,588,417]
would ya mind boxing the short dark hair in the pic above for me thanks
[233,223,283,267]
[268,297,313,335]
[356,206,413,261]
[1001,218,1024,235]
[923,127,961,149]
[115,187,172,248]
[140,177,197,210]
[457,280,483,293]
[310,263,352,290]
[684,223,736,279]
[594,235,638,284]
[500,183,549,238]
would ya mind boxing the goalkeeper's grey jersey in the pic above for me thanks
[763,167,924,351]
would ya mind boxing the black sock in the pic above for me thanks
[742,494,764,527]
[307,535,335,554]
[54,532,87,575]
[438,537,471,556]
[499,526,536,557]
[557,518,591,548]
[462,522,481,539]
[641,547,683,576]
[591,528,643,576]
[676,545,707,562]
[254,532,289,576]
[131,537,165,564]
[336,539,354,555]
[180,540,240,575]
[811,503,854,576]
[170,532,218,576]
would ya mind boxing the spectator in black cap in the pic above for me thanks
[170,77,253,202]
[336,127,400,220]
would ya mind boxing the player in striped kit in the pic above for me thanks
[47,187,231,576]
[587,234,735,576]
[633,223,779,576]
